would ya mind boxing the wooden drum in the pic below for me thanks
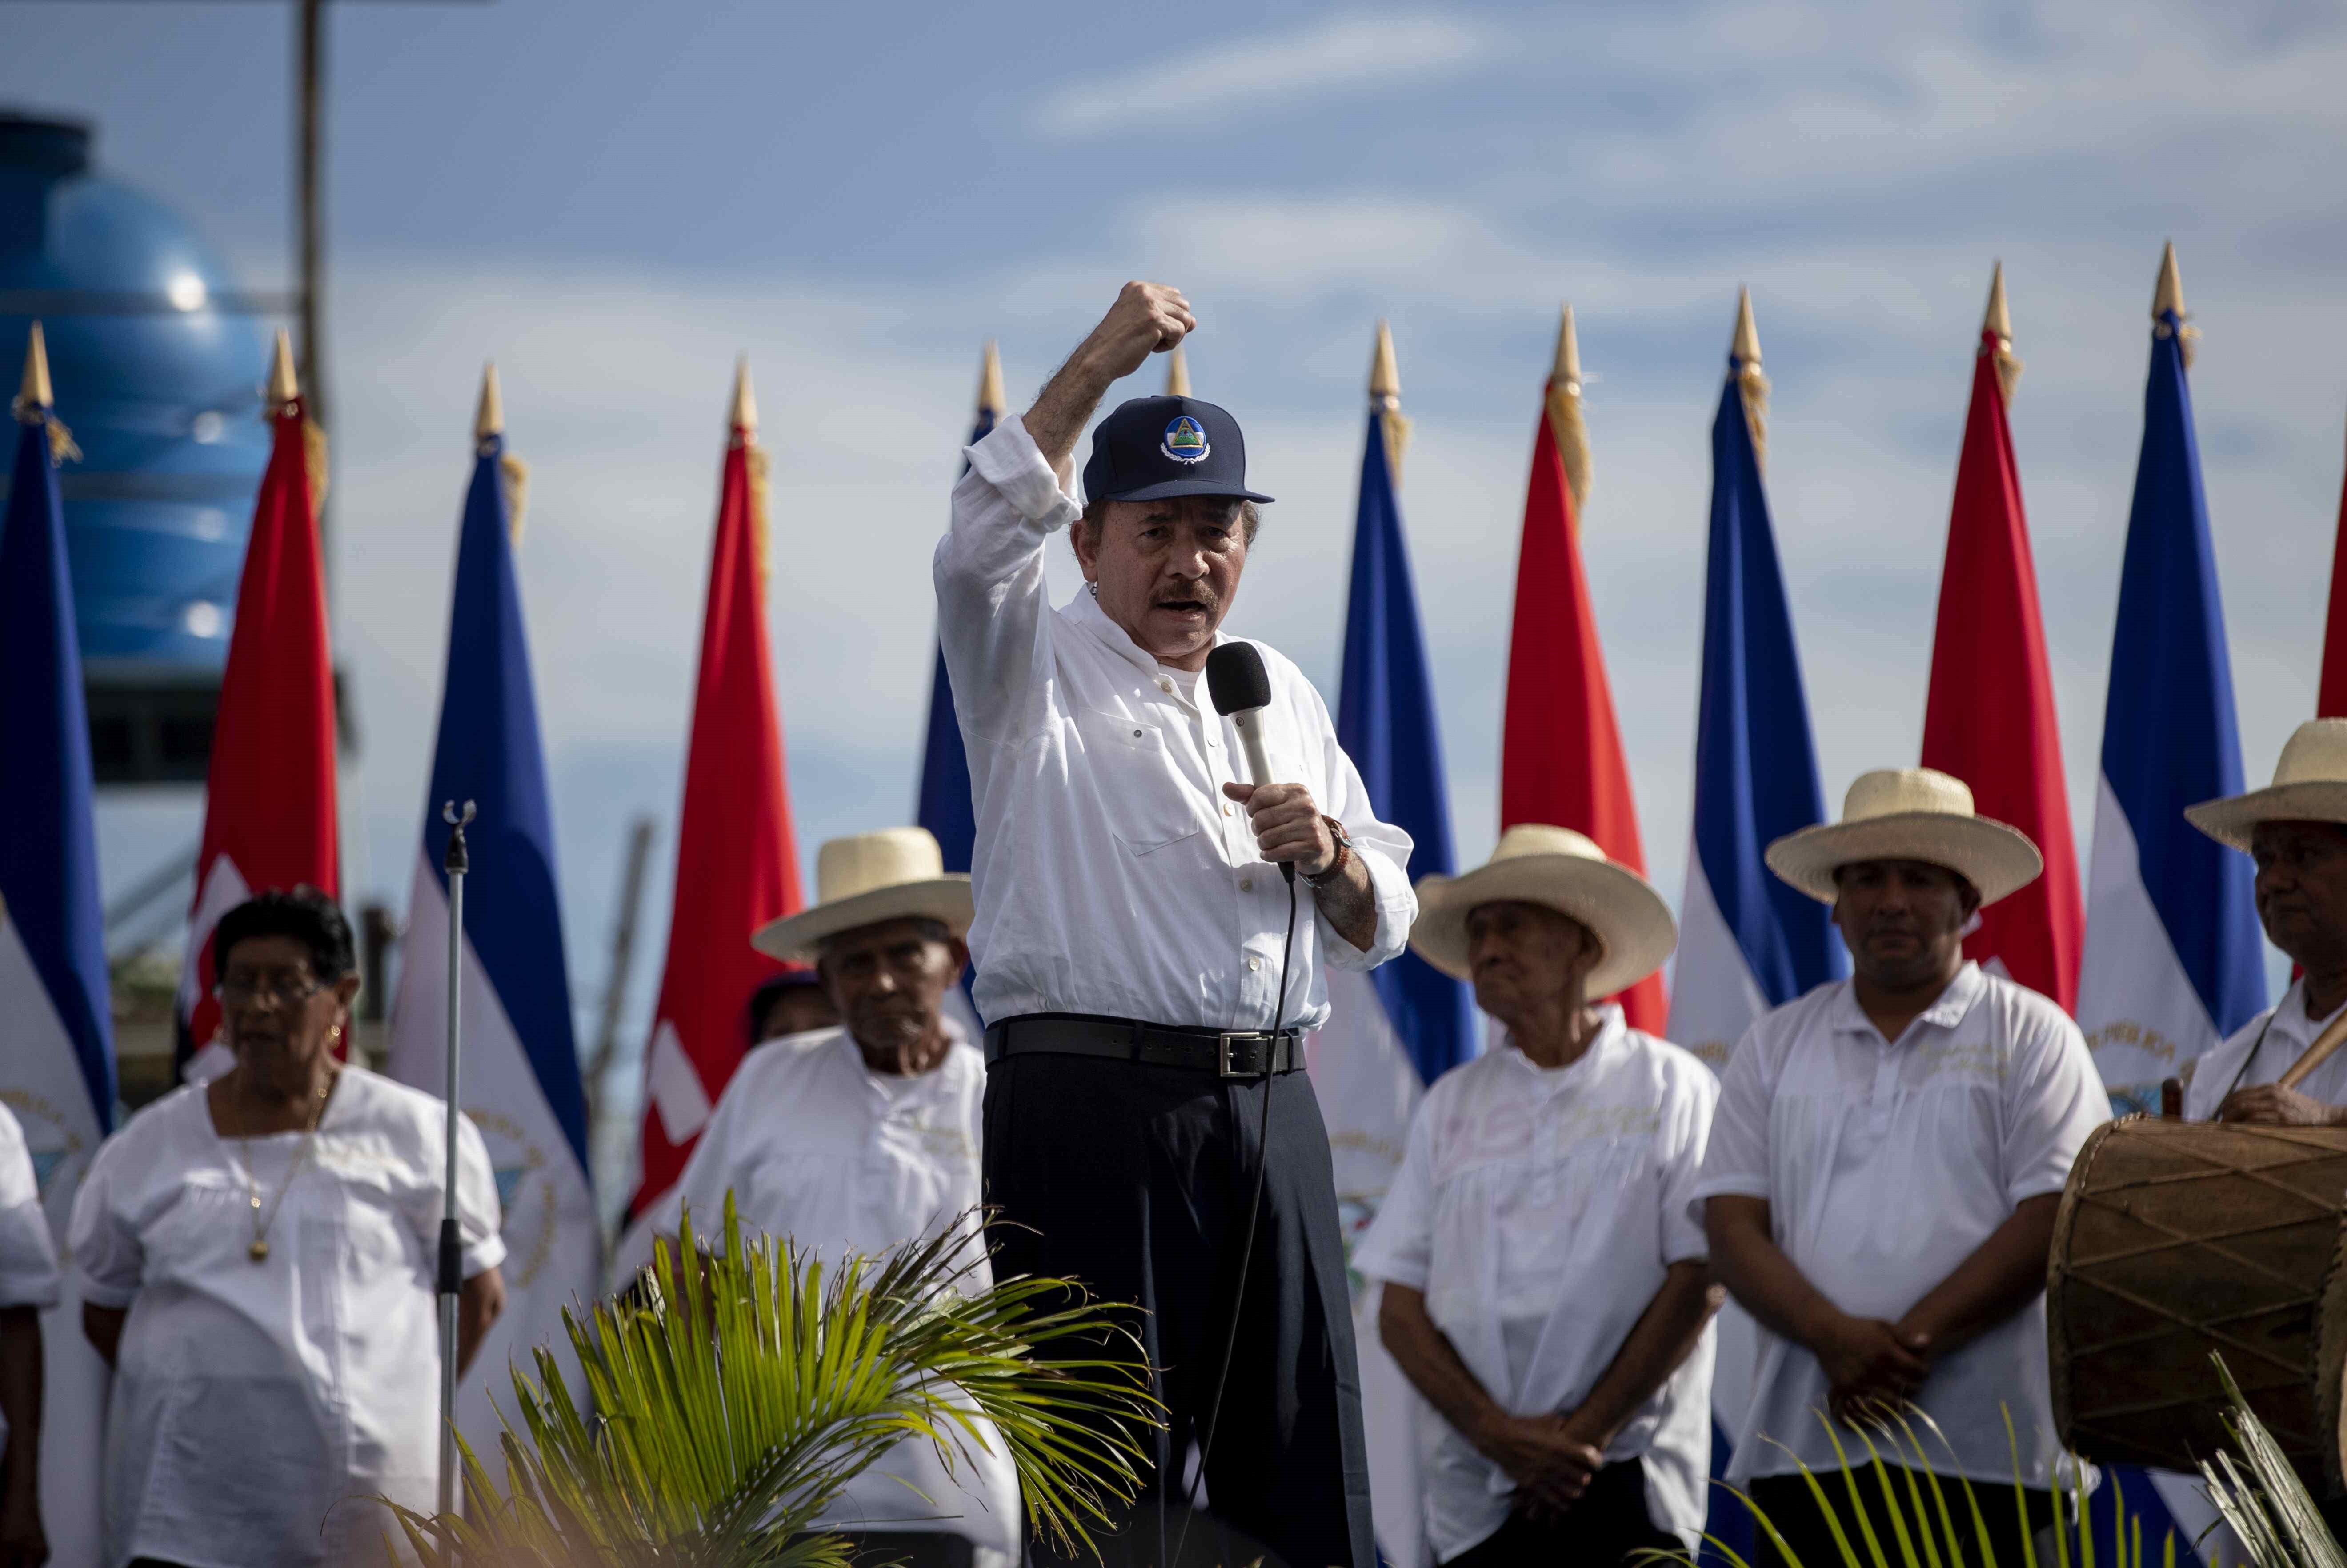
[2047,1115,2347,1492]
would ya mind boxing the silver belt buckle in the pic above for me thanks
[1218,1032,1271,1078]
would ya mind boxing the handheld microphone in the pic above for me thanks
[1205,642,1292,883]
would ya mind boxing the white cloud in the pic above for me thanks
[1029,11,1496,138]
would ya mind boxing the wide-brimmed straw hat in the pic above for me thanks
[750,828,973,964]
[1410,824,1677,997]
[1764,768,2042,907]
[2186,719,2347,851]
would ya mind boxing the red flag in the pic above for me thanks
[1499,307,1667,1032]
[629,362,802,1217]
[1920,267,2082,1011]
[2319,417,2347,716]
[177,332,339,1064]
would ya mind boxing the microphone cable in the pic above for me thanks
[1172,869,1300,1568]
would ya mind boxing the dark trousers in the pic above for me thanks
[1749,1471,2055,1568]
[1442,1463,1685,1568]
[984,1052,1375,1568]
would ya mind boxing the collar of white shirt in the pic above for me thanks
[1825,959,1988,1045]
[1495,1003,1630,1090]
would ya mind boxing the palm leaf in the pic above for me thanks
[386,1195,1160,1566]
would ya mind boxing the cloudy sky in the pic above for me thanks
[12,0,2347,1155]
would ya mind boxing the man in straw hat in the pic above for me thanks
[1353,826,1720,1567]
[936,283,1414,1568]
[1695,768,2106,1566]
[2182,718,2347,1124]
[661,827,1016,1568]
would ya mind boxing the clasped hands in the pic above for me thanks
[1223,781,1337,879]
[1473,1408,1610,1522]
[1812,1310,1936,1430]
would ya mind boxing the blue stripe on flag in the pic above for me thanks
[420,433,588,1170]
[2098,313,2263,1037]
[1337,408,1472,1082]
[0,416,115,1127]
[1690,364,1845,1008]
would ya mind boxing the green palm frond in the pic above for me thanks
[388,1195,1160,1567]
[2199,1355,2347,1568]
[1638,1400,2177,1568]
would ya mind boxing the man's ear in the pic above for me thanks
[946,937,971,976]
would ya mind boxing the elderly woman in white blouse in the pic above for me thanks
[70,888,506,1568]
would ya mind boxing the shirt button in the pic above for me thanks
[1223,803,1234,816]
[1247,956,1263,972]
[1132,728,1143,739]
[1158,679,1173,693]
[1240,877,1254,892]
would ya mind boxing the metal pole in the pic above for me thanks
[296,0,331,583]
[437,799,474,1516]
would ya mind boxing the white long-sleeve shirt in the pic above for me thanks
[935,414,1415,1031]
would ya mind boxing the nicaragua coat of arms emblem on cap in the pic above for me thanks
[1161,415,1210,464]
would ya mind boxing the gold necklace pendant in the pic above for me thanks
[249,1237,271,1263]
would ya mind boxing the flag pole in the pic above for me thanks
[437,797,475,1515]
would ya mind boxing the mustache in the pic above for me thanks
[1153,585,1218,609]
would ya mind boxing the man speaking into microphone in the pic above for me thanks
[936,281,1414,1568]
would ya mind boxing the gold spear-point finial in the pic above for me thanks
[2151,241,2198,367]
[730,355,758,436]
[1732,286,1762,367]
[1983,262,2022,407]
[2153,241,2185,322]
[1983,262,2011,342]
[1367,321,1411,483]
[1730,288,1770,473]
[1551,302,1583,390]
[1368,320,1400,406]
[267,328,300,406]
[18,320,52,414]
[977,340,1005,419]
[1165,341,1191,398]
[474,361,504,442]
[1545,304,1593,517]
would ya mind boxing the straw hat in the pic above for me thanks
[1410,824,1677,997]
[1764,768,2042,906]
[750,828,973,964]
[2185,719,2347,851]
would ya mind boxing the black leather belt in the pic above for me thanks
[986,1012,1304,1078]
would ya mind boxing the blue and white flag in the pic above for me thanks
[2073,250,2262,1564]
[1666,302,1843,1565]
[1308,373,1474,1568]
[388,393,598,1452]
[1667,308,1842,1067]
[2075,262,2263,1114]
[0,334,114,1568]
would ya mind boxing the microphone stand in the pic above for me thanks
[437,799,475,1517]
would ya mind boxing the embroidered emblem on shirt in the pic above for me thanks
[1161,416,1209,464]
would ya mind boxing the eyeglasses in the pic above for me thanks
[214,972,329,1009]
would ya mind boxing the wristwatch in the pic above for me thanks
[1302,815,1354,887]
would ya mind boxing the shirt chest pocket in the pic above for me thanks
[1072,707,1206,856]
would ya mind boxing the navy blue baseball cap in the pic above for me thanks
[1081,394,1274,505]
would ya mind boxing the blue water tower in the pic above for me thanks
[0,110,275,784]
